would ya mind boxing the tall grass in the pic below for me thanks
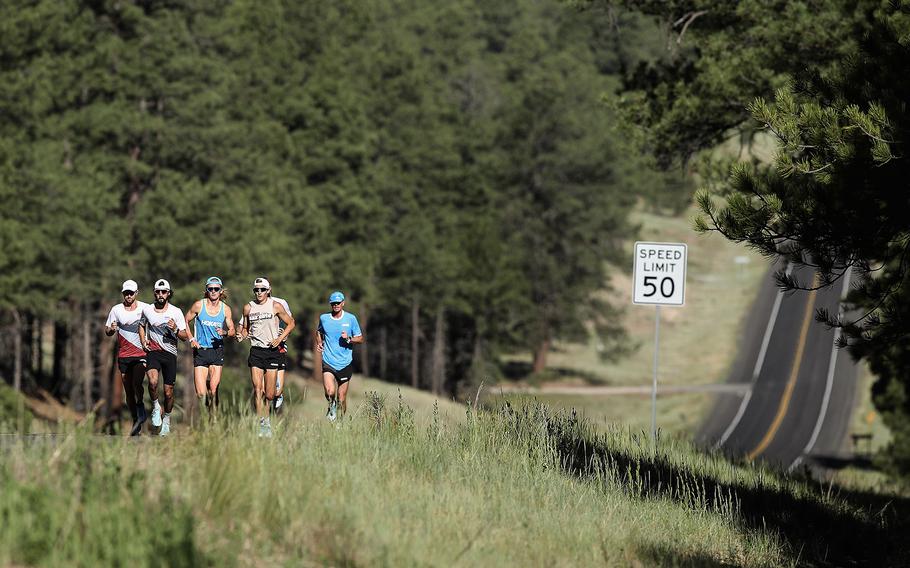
[2,397,907,566]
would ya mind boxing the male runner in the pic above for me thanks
[185,276,235,421]
[315,291,363,421]
[237,277,295,437]
[104,279,149,436]
[138,279,189,436]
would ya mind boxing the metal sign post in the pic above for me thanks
[651,304,660,442]
[632,242,687,446]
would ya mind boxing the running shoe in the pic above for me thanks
[159,415,170,437]
[274,394,284,412]
[326,400,337,422]
[130,405,147,436]
[151,401,162,427]
[258,418,270,438]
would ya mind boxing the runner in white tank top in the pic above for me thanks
[237,277,295,438]
[237,293,292,412]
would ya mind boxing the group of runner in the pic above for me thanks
[104,276,363,437]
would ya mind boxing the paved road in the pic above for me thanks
[698,262,859,471]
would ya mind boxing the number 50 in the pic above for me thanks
[643,276,675,297]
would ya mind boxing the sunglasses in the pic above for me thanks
[330,301,342,306]
[154,290,169,295]
[207,287,222,292]
[253,288,268,293]
[122,291,136,296]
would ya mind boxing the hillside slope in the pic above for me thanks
[2,400,906,567]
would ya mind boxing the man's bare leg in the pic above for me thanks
[338,380,350,417]
[323,372,339,421]
[208,365,223,417]
[147,369,162,428]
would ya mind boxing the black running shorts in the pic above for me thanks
[248,346,282,370]
[148,350,178,386]
[193,346,224,367]
[117,356,147,374]
[323,361,353,383]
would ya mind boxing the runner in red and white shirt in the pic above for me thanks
[105,279,149,436]
[138,279,189,437]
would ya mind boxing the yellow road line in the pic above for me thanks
[747,275,819,461]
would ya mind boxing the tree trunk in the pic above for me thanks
[295,312,307,370]
[105,340,120,424]
[379,325,387,380]
[312,313,322,383]
[82,315,92,412]
[23,312,33,380]
[69,319,82,407]
[532,336,551,375]
[97,314,115,423]
[35,317,44,378]
[12,309,22,392]
[359,303,370,377]
[470,334,484,384]
[53,320,68,393]
[430,307,446,395]
[182,348,194,424]
[410,298,420,389]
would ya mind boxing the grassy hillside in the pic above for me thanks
[2,399,907,567]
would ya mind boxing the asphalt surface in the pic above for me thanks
[698,262,860,472]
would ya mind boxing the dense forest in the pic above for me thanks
[0,1,678,414]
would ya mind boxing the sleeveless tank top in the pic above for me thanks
[195,299,226,348]
[248,298,279,348]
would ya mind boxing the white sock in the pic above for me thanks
[153,400,161,410]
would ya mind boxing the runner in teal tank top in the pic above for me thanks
[185,276,236,420]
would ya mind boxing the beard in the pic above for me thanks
[154,297,167,308]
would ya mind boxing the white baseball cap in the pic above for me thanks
[253,277,271,290]
[121,280,138,292]
[154,279,171,291]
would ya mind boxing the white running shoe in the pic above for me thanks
[151,401,162,427]
[159,414,170,437]
[326,400,337,422]
[275,394,283,411]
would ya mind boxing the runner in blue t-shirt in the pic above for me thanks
[315,291,363,421]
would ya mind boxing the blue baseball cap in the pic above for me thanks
[206,276,223,287]
[328,291,345,303]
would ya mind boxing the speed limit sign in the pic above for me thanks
[633,242,687,306]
